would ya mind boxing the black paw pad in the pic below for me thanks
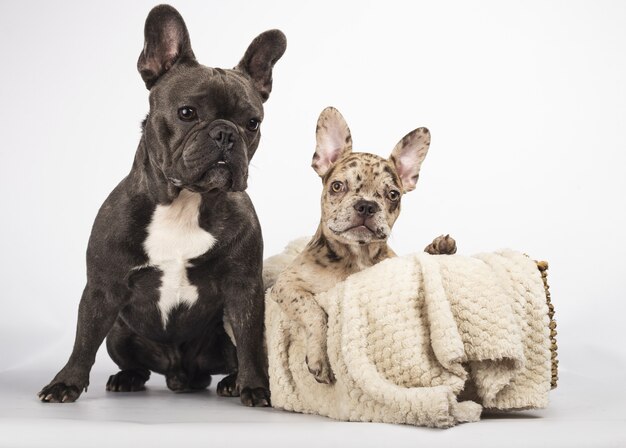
[38,383,82,403]
[240,387,271,407]
[216,374,239,397]
[106,370,149,392]
[189,374,212,391]
[165,372,191,392]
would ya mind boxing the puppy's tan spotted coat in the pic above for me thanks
[272,107,456,384]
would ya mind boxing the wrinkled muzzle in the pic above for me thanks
[327,197,392,243]
[167,119,249,193]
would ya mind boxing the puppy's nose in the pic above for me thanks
[354,200,380,217]
[209,125,235,151]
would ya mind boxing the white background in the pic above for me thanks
[0,0,625,447]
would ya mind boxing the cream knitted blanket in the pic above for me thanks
[264,244,554,428]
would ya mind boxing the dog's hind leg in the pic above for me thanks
[105,318,170,392]
[211,328,239,396]
[106,369,151,392]
[184,323,238,393]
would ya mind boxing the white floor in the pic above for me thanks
[1,350,625,448]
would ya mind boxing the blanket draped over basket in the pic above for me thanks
[264,246,556,428]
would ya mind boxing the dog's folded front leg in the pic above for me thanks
[424,234,457,255]
[38,284,127,403]
[273,281,335,385]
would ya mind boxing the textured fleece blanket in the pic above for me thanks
[264,243,554,428]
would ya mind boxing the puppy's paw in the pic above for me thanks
[239,387,271,407]
[305,354,336,384]
[37,382,82,403]
[106,369,149,392]
[216,373,240,397]
[425,234,457,255]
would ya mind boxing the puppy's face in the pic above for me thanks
[312,107,431,245]
[320,153,401,244]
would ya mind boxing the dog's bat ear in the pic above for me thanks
[235,30,287,102]
[389,127,430,192]
[137,5,196,90]
[312,107,353,177]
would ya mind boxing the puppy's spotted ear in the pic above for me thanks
[137,5,196,90]
[236,30,287,102]
[312,107,353,177]
[389,127,430,192]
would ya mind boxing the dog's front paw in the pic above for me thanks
[37,382,83,403]
[216,373,240,397]
[239,387,271,407]
[305,354,336,384]
[424,234,457,255]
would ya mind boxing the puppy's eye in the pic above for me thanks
[246,118,261,132]
[178,106,197,121]
[387,190,400,201]
[331,181,344,193]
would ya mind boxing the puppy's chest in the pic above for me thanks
[303,252,379,294]
[300,260,357,295]
[141,190,216,326]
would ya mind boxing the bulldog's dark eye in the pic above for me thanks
[331,181,344,193]
[387,190,400,201]
[246,118,261,132]
[178,106,197,121]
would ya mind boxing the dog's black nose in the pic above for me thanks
[209,125,235,151]
[354,200,379,217]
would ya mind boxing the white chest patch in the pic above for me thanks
[143,190,216,327]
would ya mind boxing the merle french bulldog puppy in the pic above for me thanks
[272,107,456,384]
[38,5,286,407]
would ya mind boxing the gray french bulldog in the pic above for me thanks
[38,4,286,407]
